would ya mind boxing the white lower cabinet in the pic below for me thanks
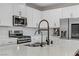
[0,38,17,46]
[0,4,13,26]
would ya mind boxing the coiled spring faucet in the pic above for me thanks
[38,19,50,45]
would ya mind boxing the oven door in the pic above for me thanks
[13,15,27,26]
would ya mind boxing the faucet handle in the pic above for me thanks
[51,40,53,44]
[46,38,49,45]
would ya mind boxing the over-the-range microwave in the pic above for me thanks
[13,15,27,26]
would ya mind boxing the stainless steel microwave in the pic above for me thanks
[13,15,27,26]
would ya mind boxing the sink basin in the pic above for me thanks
[24,42,47,47]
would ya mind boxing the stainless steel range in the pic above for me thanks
[9,30,31,44]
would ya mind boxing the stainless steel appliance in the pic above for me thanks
[9,30,31,44]
[13,15,27,26]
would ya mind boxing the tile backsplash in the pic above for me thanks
[0,26,53,40]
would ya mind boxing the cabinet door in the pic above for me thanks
[0,4,12,26]
[62,5,79,18]
[62,7,73,18]
[52,9,62,28]
[42,11,53,28]
[71,5,79,18]
[13,4,27,17]
[26,6,42,27]
[32,8,42,27]
[43,8,62,28]
[26,6,33,27]
[19,4,27,17]
[12,4,20,16]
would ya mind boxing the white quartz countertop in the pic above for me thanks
[0,37,79,56]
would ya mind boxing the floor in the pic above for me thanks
[0,37,79,56]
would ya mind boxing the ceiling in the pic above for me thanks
[26,3,79,11]
[33,3,55,7]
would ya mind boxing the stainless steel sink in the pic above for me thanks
[24,42,47,47]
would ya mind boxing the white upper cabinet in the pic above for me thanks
[26,6,34,27]
[31,8,42,27]
[0,3,41,27]
[61,7,74,18]
[12,3,27,17]
[0,3,27,26]
[12,4,19,16]
[20,5,27,17]
[61,5,79,18]
[71,5,79,18]
[42,5,79,28]
[42,11,54,28]
[42,8,62,28]
[52,9,62,28]
[26,6,42,27]
[0,4,13,26]
[12,4,42,27]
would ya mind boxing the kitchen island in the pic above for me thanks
[0,37,79,56]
